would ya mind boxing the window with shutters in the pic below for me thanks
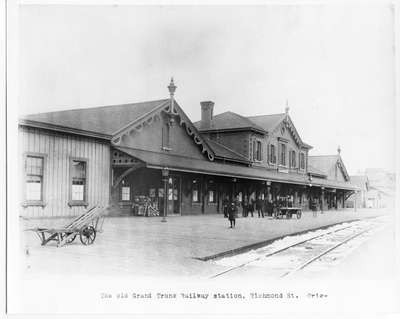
[24,154,45,206]
[69,158,88,206]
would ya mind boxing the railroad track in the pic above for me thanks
[210,217,388,279]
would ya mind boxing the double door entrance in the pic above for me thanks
[158,175,181,216]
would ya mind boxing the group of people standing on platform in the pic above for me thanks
[223,194,298,228]
[241,196,274,218]
[223,194,324,228]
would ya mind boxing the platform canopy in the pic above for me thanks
[115,146,358,191]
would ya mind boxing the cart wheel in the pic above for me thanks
[297,211,302,219]
[80,226,96,245]
[65,233,77,244]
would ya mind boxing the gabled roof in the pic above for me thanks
[308,155,350,181]
[247,113,286,132]
[308,155,338,171]
[108,100,217,162]
[249,113,312,149]
[19,99,170,138]
[20,98,218,162]
[195,111,312,149]
[368,186,393,197]
[194,111,265,134]
[205,138,250,163]
[308,164,328,178]
[364,168,396,186]
[350,175,370,191]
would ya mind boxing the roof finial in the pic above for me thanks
[167,77,177,113]
[168,77,177,98]
[285,99,289,115]
[337,145,341,155]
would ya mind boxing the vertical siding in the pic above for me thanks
[48,132,55,216]
[53,128,60,217]
[39,131,47,217]
[103,144,110,204]
[19,126,110,218]
[62,135,69,216]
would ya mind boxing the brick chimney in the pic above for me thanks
[200,101,214,129]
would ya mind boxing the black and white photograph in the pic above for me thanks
[3,1,400,317]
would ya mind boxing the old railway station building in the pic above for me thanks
[19,79,356,218]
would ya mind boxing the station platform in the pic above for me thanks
[20,208,391,279]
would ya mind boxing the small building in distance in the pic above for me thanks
[365,168,395,208]
[346,169,395,209]
[346,175,370,208]
[307,147,352,210]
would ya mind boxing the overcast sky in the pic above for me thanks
[19,4,395,175]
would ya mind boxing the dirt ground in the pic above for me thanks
[20,208,390,279]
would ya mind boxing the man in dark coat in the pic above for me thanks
[228,201,237,228]
[222,196,229,218]
[311,198,318,217]
[264,197,272,217]
[256,197,264,218]
[271,199,277,218]
[248,198,255,217]
[242,195,249,217]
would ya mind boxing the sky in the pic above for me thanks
[18,4,395,175]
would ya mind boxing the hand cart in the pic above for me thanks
[274,207,302,219]
[26,205,107,247]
